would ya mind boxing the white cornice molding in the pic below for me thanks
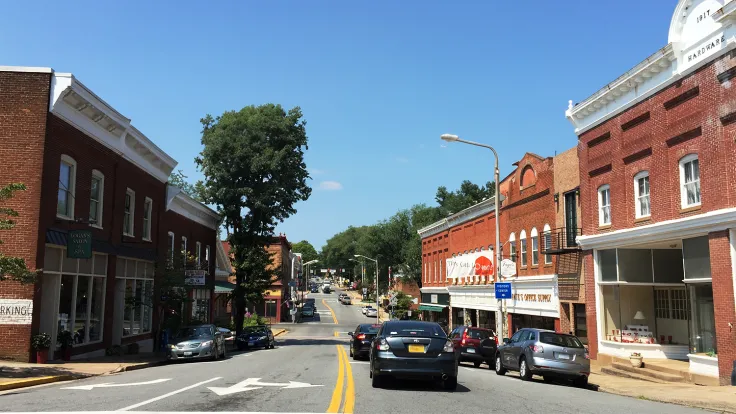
[166,185,221,230]
[0,66,53,73]
[447,285,495,294]
[420,287,449,293]
[577,207,736,250]
[48,72,177,182]
[417,195,504,239]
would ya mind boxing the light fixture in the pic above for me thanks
[440,133,459,142]
[634,311,645,320]
[554,193,559,203]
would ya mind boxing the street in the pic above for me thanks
[0,289,708,414]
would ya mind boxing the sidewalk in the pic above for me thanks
[589,363,736,413]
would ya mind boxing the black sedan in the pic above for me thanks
[369,321,458,390]
[348,323,381,360]
[236,325,275,350]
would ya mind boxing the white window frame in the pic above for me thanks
[181,236,188,263]
[117,257,155,337]
[123,188,135,237]
[531,227,539,266]
[168,231,175,263]
[520,230,528,267]
[89,169,104,228]
[142,197,153,241]
[57,155,77,220]
[598,185,611,226]
[196,241,202,266]
[634,171,650,219]
[205,245,211,266]
[679,154,701,208]
[543,223,552,264]
[509,232,516,263]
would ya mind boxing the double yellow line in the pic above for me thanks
[326,345,354,413]
[322,299,338,324]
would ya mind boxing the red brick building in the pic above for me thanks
[567,0,736,385]
[0,67,219,361]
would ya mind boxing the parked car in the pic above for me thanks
[236,325,276,351]
[495,328,590,387]
[168,324,226,361]
[311,286,319,293]
[365,308,378,318]
[342,296,352,305]
[302,305,315,318]
[361,305,375,315]
[217,327,235,348]
[369,320,458,390]
[348,323,381,360]
[322,285,332,294]
[449,326,497,369]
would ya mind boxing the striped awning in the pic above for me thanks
[418,304,445,312]
[214,280,235,293]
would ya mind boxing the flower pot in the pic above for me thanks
[630,356,643,368]
[62,347,72,361]
[35,349,49,364]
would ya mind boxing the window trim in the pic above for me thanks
[520,230,528,267]
[57,154,77,220]
[509,232,517,262]
[196,241,202,266]
[530,227,539,266]
[679,154,701,209]
[89,169,104,228]
[543,223,552,265]
[205,245,211,266]
[634,171,651,219]
[167,231,175,263]
[598,185,611,226]
[123,188,136,237]
[181,236,188,263]
[142,197,153,241]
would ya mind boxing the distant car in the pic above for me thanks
[302,305,315,317]
[236,325,276,351]
[365,308,378,318]
[322,286,332,294]
[311,287,319,293]
[342,296,352,305]
[348,323,381,360]
[217,327,235,348]
[361,305,375,315]
[168,324,226,361]
[449,326,496,369]
[495,328,590,387]
[369,321,458,390]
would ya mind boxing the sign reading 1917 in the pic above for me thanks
[67,230,92,259]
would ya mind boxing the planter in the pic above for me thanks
[630,356,643,368]
[35,349,49,364]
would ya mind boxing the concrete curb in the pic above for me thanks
[106,359,169,375]
[0,375,76,391]
[596,385,736,413]
[273,328,287,337]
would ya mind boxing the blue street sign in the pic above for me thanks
[495,282,512,299]
[288,281,296,287]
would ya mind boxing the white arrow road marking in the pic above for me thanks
[116,377,221,411]
[61,378,171,390]
[208,377,323,396]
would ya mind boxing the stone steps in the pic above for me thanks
[600,366,670,384]
[610,362,685,382]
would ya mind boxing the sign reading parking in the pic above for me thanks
[495,282,512,299]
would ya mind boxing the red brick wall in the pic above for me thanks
[421,231,449,288]
[0,71,51,360]
[709,231,736,385]
[582,250,598,358]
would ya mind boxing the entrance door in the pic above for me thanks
[564,191,577,247]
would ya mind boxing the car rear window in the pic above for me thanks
[539,332,584,348]
[467,329,492,340]
[386,323,446,338]
[359,324,380,334]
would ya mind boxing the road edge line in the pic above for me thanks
[115,376,221,411]
[340,346,355,414]
[322,299,338,324]
[326,345,345,413]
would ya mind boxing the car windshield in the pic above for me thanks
[244,327,267,334]
[386,323,446,338]
[539,332,584,348]
[468,328,493,340]
[177,326,211,338]
[359,324,381,334]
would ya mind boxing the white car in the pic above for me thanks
[365,308,378,318]
[361,305,374,315]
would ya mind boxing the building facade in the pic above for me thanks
[567,0,736,385]
[0,67,218,361]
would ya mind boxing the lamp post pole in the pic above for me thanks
[355,254,379,319]
[441,134,505,339]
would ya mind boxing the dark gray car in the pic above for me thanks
[495,328,590,387]
[168,324,226,361]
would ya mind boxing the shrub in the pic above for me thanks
[31,333,52,350]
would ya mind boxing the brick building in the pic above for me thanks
[0,67,218,361]
[567,0,736,385]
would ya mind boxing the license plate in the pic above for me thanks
[248,341,255,346]
[408,344,425,353]
[466,348,476,353]
[183,351,192,356]
[557,353,570,360]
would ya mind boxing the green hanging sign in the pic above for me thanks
[67,230,92,259]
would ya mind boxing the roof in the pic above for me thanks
[165,185,220,230]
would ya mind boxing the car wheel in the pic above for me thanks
[442,376,458,391]
[221,344,227,358]
[495,355,506,375]
[473,361,481,368]
[573,375,589,388]
[519,358,533,381]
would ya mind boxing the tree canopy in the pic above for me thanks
[435,179,495,216]
[291,240,319,263]
[168,170,205,202]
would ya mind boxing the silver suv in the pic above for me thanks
[495,328,590,387]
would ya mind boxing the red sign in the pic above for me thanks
[474,256,494,276]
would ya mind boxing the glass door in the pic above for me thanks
[564,191,577,247]
[688,283,716,355]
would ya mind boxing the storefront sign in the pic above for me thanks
[505,276,560,318]
[512,293,552,303]
[67,230,92,259]
[431,294,438,303]
[500,259,517,277]
[184,270,206,285]
[420,292,450,306]
[495,282,512,299]
[0,299,33,325]
[446,251,494,279]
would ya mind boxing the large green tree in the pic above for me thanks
[196,104,311,335]
[436,179,495,216]
[0,184,36,284]
[291,240,319,263]
[168,170,205,202]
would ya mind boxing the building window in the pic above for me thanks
[530,227,539,266]
[192,289,210,322]
[509,233,516,262]
[205,245,211,266]
[264,300,277,318]
[655,288,689,320]
[543,224,552,264]
[679,154,701,208]
[117,257,154,337]
[44,246,107,345]
[123,189,135,236]
[57,155,77,219]
[634,171,650,218]
[142,198,152,241]
[598,185,611,225]
[196,242,202,266]
[181,237,188,262]
[520,230,528,267]
[89,170,104,227]
[167,232,175,263]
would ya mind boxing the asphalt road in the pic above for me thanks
[0,289,709,413]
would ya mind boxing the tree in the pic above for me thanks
[435,179,495,216]
[0,183,36,284]
[291,240,319,263]
[196,104,311,336]
[168,170,205,202]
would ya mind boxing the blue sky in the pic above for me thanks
[1,0,674,249]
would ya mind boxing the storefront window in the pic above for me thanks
[574,304,587,343]
[599,249,617,281]
[192,289,210,322]
[264,300,277,318]
[689,283,716,355]
[511,314,555,333]
[683,236,711,280]
[117,257,154,337]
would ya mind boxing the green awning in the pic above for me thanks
[214,280,235,293]
[418,304,445,312]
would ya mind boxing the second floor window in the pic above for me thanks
[196,242,202,266]
[57,155,77,219]
[167,232,175,263]
[142,198,152,241]
[531,227,539,266]
[680,155,701,208]
[634,171,650,218]
[598,185,611,226]
[123,189,135,236]
[509,233,517,263]
[181,237,188,263]
[89,170,104,227]
[520,230,528,267]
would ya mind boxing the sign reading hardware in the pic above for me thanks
[494,283,512,299]
[184,270,206,285]
[67,230,92,259]
[0,299,33,324]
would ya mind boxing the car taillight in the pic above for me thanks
[443,340,454,353]
[356,334,366,340]
[530,345,544,353]
[584,349,590,359]
[461,330,468,346]
[376,338,389,351]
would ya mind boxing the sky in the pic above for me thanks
[1,0,676,249]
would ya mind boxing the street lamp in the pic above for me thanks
[440,133,505,339]
[349,258,366,287]
[303,260,318,300]
[355,254,379,318]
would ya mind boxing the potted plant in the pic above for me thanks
[57,330,74,361]
[31,333,52,364]
[630,352,643,368]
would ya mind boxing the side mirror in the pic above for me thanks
[348,332,354,337]
[503,338,511,344]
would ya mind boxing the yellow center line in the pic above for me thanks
[322,299,338,324]
[340,346,355,414]
[326,345,345,413]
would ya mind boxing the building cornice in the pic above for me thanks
[417,195,504,239]
[420,287,449,293]
[577,208,736,250]
[0,66,53,73]
[166,185,221,230]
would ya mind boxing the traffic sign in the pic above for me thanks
[288,281,296,287]
[495,282,512,299]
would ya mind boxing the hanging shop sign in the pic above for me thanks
[184,270,206,285]
[67,230,92,259]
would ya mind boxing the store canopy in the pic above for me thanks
[214,280,235,293]
[418,304,445,312]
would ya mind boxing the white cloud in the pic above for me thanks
[319,181,343,191]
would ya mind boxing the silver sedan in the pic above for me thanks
[167,324,226,361]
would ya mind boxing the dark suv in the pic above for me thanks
[449,326,497,369]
